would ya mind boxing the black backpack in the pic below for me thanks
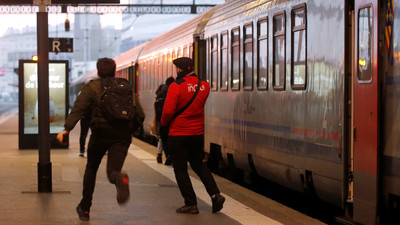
[154,85,168,121]
[100,77,136,121]
[154,97,165,121]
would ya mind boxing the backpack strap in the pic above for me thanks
[168,77,202,125]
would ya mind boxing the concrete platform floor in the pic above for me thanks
[0,112,325,225]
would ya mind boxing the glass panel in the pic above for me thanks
[161,55,165,83]
[232,46,240,89]
[294,8,305,27]
[245,25,252,40]
[274,16,284,33]
[154,58,158,89]
[258,39,268,88]
[293,30,306,85]
[221,48,228,89]
[166,53,170,77]
[172,51,176,76]
[221,33,228,48]
[232,28,240,90]
[244,42,253,88]
[212,51,218,90]
[258,20,267,37]
[212,37,218,50]
[274,36,285,87]
[358,7,372,81]
[232,29,240,43]
[183,47,188,57]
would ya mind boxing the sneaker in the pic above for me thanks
[76,204,90,221]
[79,153,84,157]
[176,205,199,214]
[156,154,162,164]
[116,171,130,204]
[211,193,225,213]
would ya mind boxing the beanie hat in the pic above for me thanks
[97,58,116,78]
[173,57,194,71]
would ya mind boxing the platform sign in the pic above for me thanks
[49,38,73,53]
[18,60,69,149]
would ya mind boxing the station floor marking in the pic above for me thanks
[129,144,283,225]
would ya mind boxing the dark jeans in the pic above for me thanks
[159,126,170,157]
[79,128,131,210]
[79,117,90,153]
[168,135,220,206]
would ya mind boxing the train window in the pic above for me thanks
[163,55,169,83]
[244,23,253,90]
[152,58,156,90]
[178,48,182,58]
[257,18,268,90]
[172,51,176,76]
[147,61,150,90]
[358,7,372,82]
[159,56,163,85]
[231,28,240,90]
[220,31,228,91]
[160,56,164,84]
[273,12,286,91]
[166,53,171,78]
[291,5,307,90]
[211,35,218,91]
[183,46,188,57]
[140,61,145,91]
[153,58,157,89]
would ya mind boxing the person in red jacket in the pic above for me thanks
[161,57,225,214]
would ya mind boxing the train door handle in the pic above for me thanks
[353,127,356,142]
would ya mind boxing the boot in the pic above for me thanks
[157,154,162,164]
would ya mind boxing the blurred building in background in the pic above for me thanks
[0,0,225,103]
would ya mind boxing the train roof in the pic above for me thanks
[206,0,287,31]
[138,4,222,59]
[114,42,146,70]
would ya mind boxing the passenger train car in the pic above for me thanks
[72,0,400,224]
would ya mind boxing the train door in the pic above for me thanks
[353,0,379,224]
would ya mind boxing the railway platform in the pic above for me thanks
[0,112,326,225]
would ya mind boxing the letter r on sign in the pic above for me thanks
[52,40,61,52]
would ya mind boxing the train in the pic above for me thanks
[71,0,400,224]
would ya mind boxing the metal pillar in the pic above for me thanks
[37,2,52,192]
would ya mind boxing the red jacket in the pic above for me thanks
[161,73,210,136]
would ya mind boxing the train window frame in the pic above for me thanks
[357,5,373,83]
[158,56,162,86]
[172,51,176,76]
[145,60,149,91]
[211,35,218,91]
[148,59,153,91]
[183,46,188,57]
[220,31,229,91]
[162,55,166,83]
[243,22,254,91]
[189,44,193,58]
[154,57,159,91]
[153,58,157,91]
[257,17,268,90]
[178,48,182,58]
[231,27,240,91]
[273,11,286,91]
[167,52,171,78]
[291,4,307,90]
